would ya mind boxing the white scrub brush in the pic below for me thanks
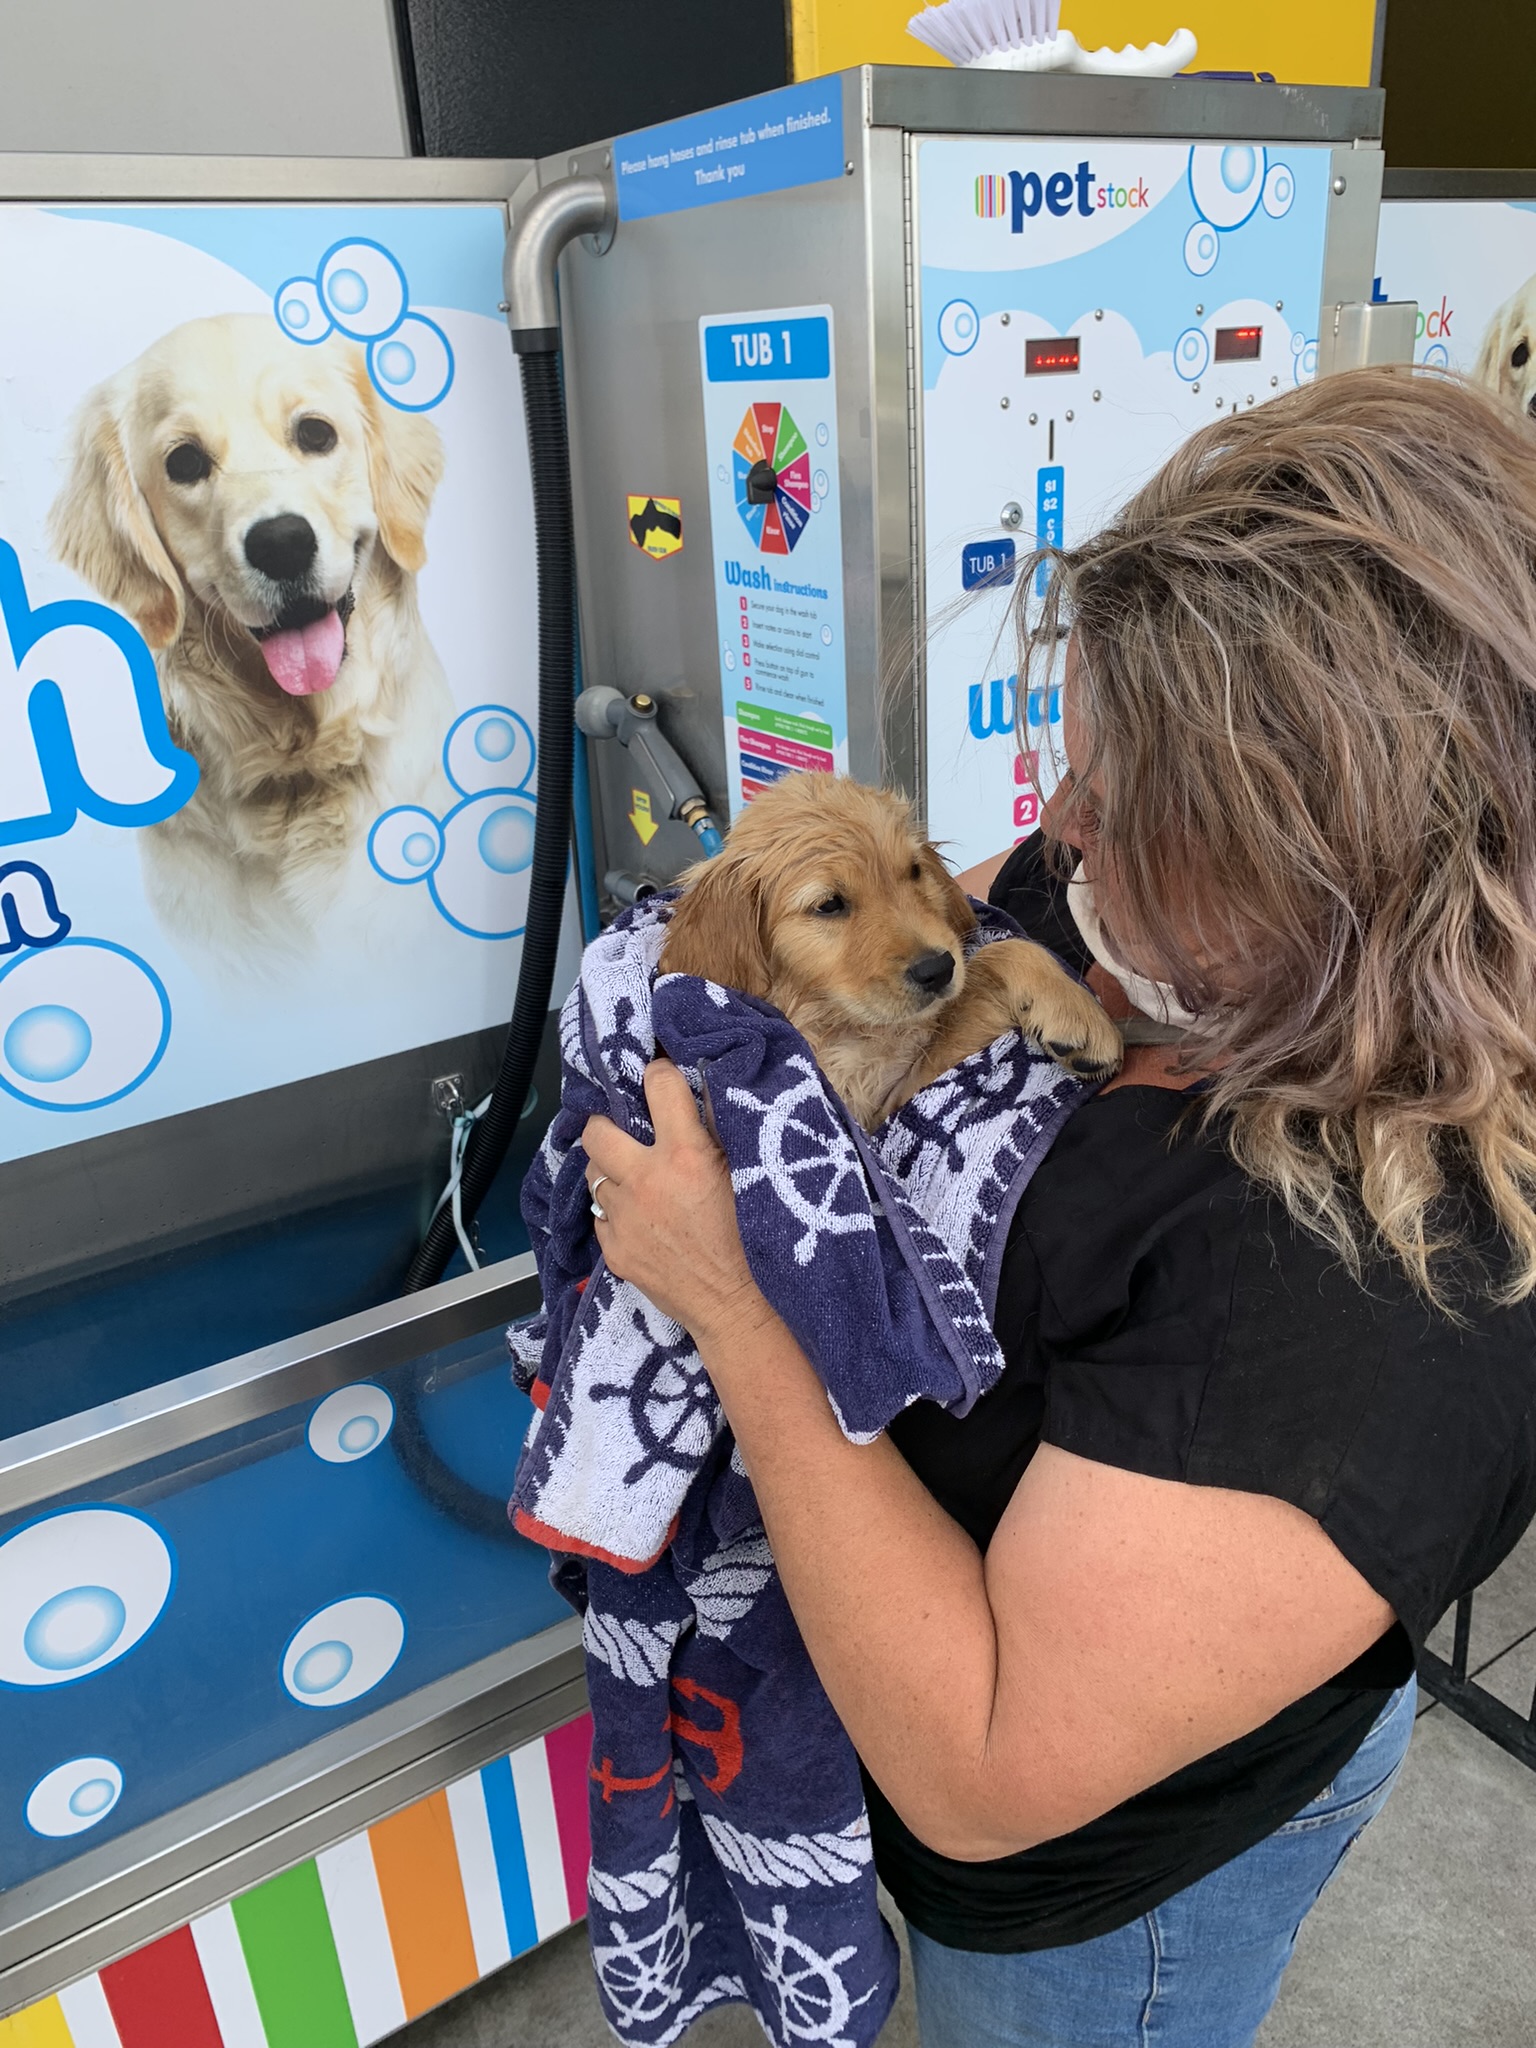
[907,0,1196,77]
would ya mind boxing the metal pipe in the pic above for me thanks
[501,174,611,353]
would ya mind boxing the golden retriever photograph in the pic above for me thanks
[1474,275,1536,419]
[49,311,454,969]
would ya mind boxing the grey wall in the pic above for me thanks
[0,0,409,156]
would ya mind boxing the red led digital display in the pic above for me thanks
[1025,336,1081,376]
[1214,325,1263,362]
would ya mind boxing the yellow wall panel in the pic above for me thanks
[791,1,1378,89]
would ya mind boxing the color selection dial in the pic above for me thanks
[733,402,814,555]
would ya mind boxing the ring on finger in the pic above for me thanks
[590,1172,610,1221]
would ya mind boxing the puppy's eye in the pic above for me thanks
[295,416,338,455]
[165,442,212,485]
[909,861,922,881]
[811,894,848,917]
[1515,340,1531,371]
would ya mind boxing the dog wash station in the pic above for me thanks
[0,68,1415,2039]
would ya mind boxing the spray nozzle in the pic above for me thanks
[575,687,726,856]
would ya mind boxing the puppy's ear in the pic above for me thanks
[921,842,978,941]
[659,848,773,999]
[48,382,184,649]
[351,357,445,573]
[1474,300,1514,399]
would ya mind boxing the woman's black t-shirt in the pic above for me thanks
[866,835,1536,1952]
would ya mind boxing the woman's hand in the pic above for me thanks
[582,1059,771,1347]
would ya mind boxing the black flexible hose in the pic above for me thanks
[395,349,576,1541]
[404,349,575,1293]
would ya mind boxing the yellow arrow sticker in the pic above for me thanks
[629,789,660,846]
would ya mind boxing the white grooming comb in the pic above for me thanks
[907,0,1196,78]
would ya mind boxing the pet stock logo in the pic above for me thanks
[973,162,1151,232]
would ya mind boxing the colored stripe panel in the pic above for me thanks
[0,1999,73,2048]
[233,1861,358,2048]
[368,1791,478,2021]
[189,1909,266,2048]
[100,1926,222,2048]
[316,1834,405,2047]
[15,1714,599,2048]
[445,1773,512,1979]
[480,1754,539,1958]
[55,1979,122,2048]
[509,1738,570,1942]
[543,1716,594,1923]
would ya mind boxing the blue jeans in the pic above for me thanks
[907,1679,1415,2048]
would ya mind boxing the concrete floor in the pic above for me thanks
[393,1526,1536,2047]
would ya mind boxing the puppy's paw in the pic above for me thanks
[986,941,1123,1081]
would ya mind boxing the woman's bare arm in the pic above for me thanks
[955,849,1013,899]
[583,1063,1395,1861]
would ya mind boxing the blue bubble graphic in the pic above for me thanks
[376,341,416,386]
[24,1587,127,1672]
[283,298,311,330]
[402,833,436,868]
[69,1778,116,1818]
[338,1415,380,1454]
[474,717,516,762]
[1221,146,1256,193]
[5,1005,92,1084]
[479,805,537,875]
[329,268,368,314]
[293,1640,354,1696]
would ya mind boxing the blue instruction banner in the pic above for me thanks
[703,316,832,384]
[616,82,844,223]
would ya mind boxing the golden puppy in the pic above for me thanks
[659,774,1120,1128]
[49,312,454,966]
[1474,277,1536,420]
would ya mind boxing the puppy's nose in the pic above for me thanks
[245,514,318,583]
[907,949,956,995]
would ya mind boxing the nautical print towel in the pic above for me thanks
[508,894,1091,2047]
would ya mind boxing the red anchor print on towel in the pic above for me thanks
[589,1676,745,1815]
[667,1677,743,1796]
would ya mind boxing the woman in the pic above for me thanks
[580,368,1536,2047]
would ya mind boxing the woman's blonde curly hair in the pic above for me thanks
[1020,366,1536,1304]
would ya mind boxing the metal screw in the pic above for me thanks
[1095,308,1104,320]
[1247,393,1254,404]
[1000,501,1024,529]
[1215,397,1223,408]
[1028,412,1038,425]
[1191,381,1200,393]
[1001,396,1010,409]
[1065,409,1074,422]
[1092,389,1101,401]
[1332,176,1347,195]
[497,300,510,312]
[603,151,611,168]
[846,160,856,175]
[1001,312,1011,325]
[1275,299,1284,311]
[1195,303,1204,316]
[432,1073,466,1118]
